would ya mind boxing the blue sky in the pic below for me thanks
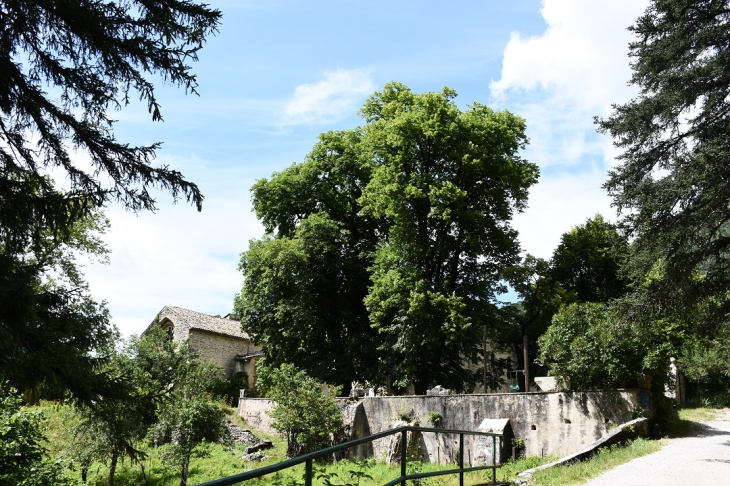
[80,0,650,336]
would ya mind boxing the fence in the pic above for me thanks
[197,425,504,486]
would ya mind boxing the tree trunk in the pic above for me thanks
[286,438,301,458]
[108,453,118,486]
[180,459,189,486]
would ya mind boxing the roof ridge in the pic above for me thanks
[155,306,249,340]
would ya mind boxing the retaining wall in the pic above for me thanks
[238,389,651,463]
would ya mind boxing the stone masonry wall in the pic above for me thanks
[189,330,259,376]
[238,390,650,463]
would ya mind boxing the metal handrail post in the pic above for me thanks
[197,425,505,486]
[459,433,464,486]
[400,429,407,486]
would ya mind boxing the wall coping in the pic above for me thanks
[515,417,651,485]
[238,388,641,401]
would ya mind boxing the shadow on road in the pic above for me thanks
[687,422,730,438]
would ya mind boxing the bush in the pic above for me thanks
[0,386,77,485]
[538,303,671,390]
[209,371,249,406]
[150,345,227,486]
[257,362,343,458]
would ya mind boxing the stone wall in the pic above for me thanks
[188,330,261,376]
[238,390,651,463]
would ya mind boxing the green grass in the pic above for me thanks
[44,400,704,486]
[110,452,548,485]
[35,401,550,485]
[227,455,554,486]
[677,407,721,423]
[530,438,662,486]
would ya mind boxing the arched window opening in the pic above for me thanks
[162,323,174,341]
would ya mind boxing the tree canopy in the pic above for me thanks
[537,302,676,390]
[538,0,730,395]
[236,129,380,394]
[599,0,730,325]
[361,84,537,393]
[236,82,538,393]
[0,1,221,397]
[1,1,221,240]
[550,214,629,303]
[0,208,119,400]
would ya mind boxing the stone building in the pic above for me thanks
[145,306,264,389]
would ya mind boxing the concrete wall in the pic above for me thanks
[238,390,650,463]
[238,397,276,431]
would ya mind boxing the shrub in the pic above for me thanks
[257,362,343,458]
[209,371,249,406]
[538,303,671,390]
[425,411,442,428]
[0,386,77,485]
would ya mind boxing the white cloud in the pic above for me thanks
[282,69,375,126]
[81,156,264,337]
[512,170,616,261]
[491,0,649,169]
[492,0,646,111]
[488,0,649,261]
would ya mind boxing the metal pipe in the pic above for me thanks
[459,433,464,486]
[400,429,407,486]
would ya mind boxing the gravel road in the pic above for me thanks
[580,410,730,486]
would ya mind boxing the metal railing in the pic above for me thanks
[197,425,503,486]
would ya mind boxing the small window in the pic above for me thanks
[162,324,174,341]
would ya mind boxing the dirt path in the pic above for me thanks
[580,410,730,486]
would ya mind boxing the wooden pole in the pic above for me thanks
[523,334,530,392]
[483,325,488,393]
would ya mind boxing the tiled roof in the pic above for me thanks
[156,306,250,340]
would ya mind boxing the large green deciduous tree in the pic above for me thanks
[236,130,381,394]
[538,303,679,390]
[598,0,730,326]
[0,1,221,397]
[361,84,537,393]
[550,214,630,303]
[237,83,538,394]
